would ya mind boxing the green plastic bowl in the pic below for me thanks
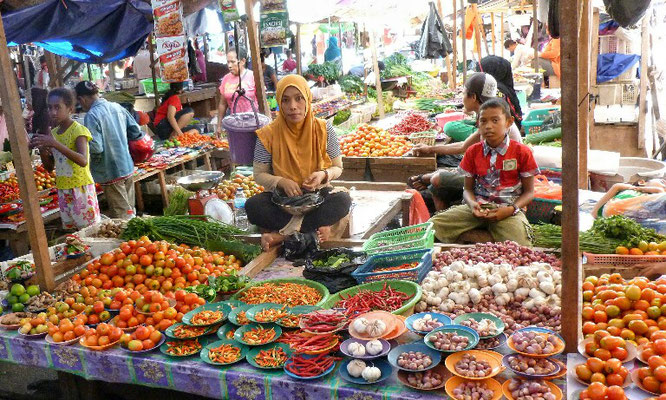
[230,278,330,307]
[246,342,293,369]
[320,280,422,316]
[200,339,248,366]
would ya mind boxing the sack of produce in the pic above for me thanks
[301,248,367,293]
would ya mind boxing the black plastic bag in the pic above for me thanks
[417,2,453,59]
[548,0,560,38]
[603,0,650,28]
[283,231,319,261]
[300,248,367,294]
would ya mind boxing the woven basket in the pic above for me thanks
[408,131,436,147]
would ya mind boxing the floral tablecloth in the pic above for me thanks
[0,329,447,400]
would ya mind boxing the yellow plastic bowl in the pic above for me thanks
[444,350,505,380]
[445,376,502,400]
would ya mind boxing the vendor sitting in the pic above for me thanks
[429,98,538,247]
[245,75,352,251]
[592,179,666,219]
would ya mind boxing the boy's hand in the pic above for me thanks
[471,202,488,219]
[485,206,515,222]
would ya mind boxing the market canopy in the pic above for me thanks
[2,0,153,63]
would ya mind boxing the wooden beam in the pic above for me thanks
[452,0,457,89]
[44,51,59,88]
[637,16,649,150]
[244,0,270,116]
[560,0,581,353]
[148,33,160,110]
[491,13,496,55]
[589,8,600,168]
[460,0,467,83]
[578,0,590,189]
[240,247,278,278]
[0,14,54,291]
[296,23,302,75]
[473,5,483,62]
[330,180,407,191]
[500,13,505,58]
[532,0,538,69]
[369,30,385,119]
[362,199,403,239]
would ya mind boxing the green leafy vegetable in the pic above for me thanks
[164,187,194,216]
[333,109,351,125]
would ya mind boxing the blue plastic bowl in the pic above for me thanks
[405,312,452,335]
[387,341,442,372]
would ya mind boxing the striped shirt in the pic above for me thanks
[254,119,341,164]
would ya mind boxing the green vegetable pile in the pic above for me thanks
[532,215,666,253]
[532,224,624,254]
[313,253,351,269]
[412,98,453,114]
[381,53,412,79]
[339,74,364,94]
[184,284,217,302]
[589,215,666,248]
[304,62,340,84]
[183,271,250,302]
[163,187,194,216]
[122,216,261,263]
[333,109,351,126]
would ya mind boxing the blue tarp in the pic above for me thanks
[3,0,152,63]
[597,53,640,83]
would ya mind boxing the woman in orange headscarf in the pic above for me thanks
[245,75,350,251]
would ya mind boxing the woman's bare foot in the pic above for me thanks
[317,226,332,243]
[261,232,285,251]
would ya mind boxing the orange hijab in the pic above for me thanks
[256,75,331,186]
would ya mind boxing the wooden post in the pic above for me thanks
[578,0,590,189]
[108,63,116,92]
[560,0,581,353]
[589,8,600,167]
[500,13,505,58]
[473,5,483,62]
[460,0,467,83]
[491,13,496,55]
[637,17,649,150]
[224,29,229,54]
[244,0,270,116]
[532,0,539,69]
[452,0,457,89]
[148,33,160,110]
[369,30,384,119]
[436,0,452,86]
[44,51,59,88]
[295,23,302,75]
[0,15,54,291]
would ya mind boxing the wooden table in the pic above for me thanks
[340,156,436,183]
[133,149,214,212]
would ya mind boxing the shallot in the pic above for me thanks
[454,353,493,378]
[507,378,556,400]
[427,331,469,351]
[451,381,494,400]
[397,351,432,370]
[405,369,443,389]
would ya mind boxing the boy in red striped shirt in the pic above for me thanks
[429,99,538,246]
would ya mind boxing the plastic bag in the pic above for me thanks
[603,0,650,28]
[534,175,562,200]
[283,231,319,261]
[128,133,154,163]
[406,189,431,225]
[301,248,367,293]
[602,193,666,222]
[417,2,453,59]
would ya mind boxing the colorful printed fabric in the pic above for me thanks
[58,183,101,230]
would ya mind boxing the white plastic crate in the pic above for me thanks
[598,34,633,54]
[597,81,639,106]
[594,104,639,124]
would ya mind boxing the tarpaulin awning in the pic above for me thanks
[3,0,152,63]
[597,53,640,83]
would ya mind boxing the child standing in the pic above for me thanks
[31,88,101,230]
[429,99,538,246]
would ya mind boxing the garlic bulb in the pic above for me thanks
[352,318,369,333]
[366,319,387,337]
[348,342,366,357]
[365,340,383,355]
[347,359,366,378]
[362,365,382,382]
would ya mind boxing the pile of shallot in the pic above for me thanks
[435,241,560,269]
[506,379,557,400]
[452,381,495,400]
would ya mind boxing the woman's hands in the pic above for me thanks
[278,178,302,197]
[302,171,326,192]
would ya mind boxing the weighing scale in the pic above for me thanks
[176,171,233,223]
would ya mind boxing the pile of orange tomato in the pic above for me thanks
[339,124,412,157]
[72,238,242,293]
[581,273,666,396]
[175,130,213,147]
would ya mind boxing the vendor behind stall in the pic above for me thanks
[245,75,351,251]
[153,82,194,140]
[428,99,537,246]
[478,55,523,130]
[216,48,258,134]
[592,180,666,219]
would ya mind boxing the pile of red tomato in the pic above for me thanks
[339,124,412,157]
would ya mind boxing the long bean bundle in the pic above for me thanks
[532,224,624,254]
